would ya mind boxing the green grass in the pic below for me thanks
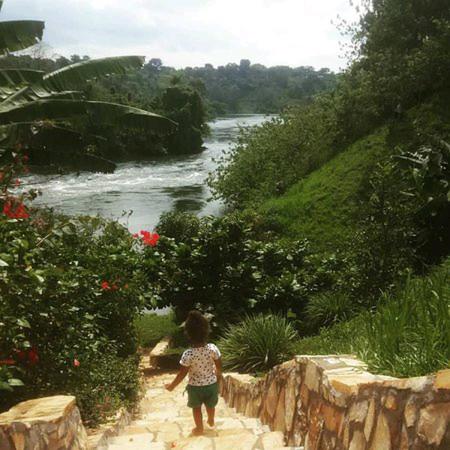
[260,128,389,250]
[293,258,450,377]
[134,312,179,349]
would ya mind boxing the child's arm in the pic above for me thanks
[165,365,189,392]
[214,358,222,380]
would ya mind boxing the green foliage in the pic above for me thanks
[64,353,141,426]
[135,313,179,349]
[295,259,450,377]
[219,314,298,373]
[156,85,208,154]
[293,314,368,357]
[0,20,44,55]
[209,95,339,208]
[364,260,450,377]
[260,129,389,249]
[0,2,174,174]
[304,292,360,329]
[0,204,149,421]
[150,212,342,326]
[183,61,337,115]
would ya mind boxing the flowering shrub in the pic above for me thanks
[0,150,150,422]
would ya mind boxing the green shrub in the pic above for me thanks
[304,291,360,329]
[294,259,450,377]
[219,314,298,373]
[0,206,149,422]
[364,261,450,377]
[135,312,179,348]
[147,213,347,327]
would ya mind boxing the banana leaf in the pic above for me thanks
[0,85,83,104]
[43,56,145,91]
[0,99,177,134]
[0,69,44,86]
[0,20,45,55]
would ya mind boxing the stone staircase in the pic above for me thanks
[101,372,293,450]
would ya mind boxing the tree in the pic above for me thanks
[0,0,176,172]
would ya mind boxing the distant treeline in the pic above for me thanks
[1,54,336,116]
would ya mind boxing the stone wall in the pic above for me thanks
[0,395,88,450]
[220,355,450,449]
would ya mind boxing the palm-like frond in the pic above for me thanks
[0,99,177,134]
[0,85,83,105]
[0,20,45,55]
[0,69,44,86]
[43,56,145,90]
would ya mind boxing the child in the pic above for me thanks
[165,310,222,436]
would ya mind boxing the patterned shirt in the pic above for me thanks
[180,343,221,386]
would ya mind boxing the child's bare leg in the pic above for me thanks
[192,407,204,434]
[206,407,215,427]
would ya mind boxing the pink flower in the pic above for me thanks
[73,359,80,367]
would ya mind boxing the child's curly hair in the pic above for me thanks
[184,310,210,345]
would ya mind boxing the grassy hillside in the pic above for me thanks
[260,128,389,250]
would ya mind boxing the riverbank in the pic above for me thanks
[19,115,272,232]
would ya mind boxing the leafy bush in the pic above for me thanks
[148,213,345,327]
[0,153,152,423]
[209,96,339,208]
[135,312,179,348]
[219,314,298,373]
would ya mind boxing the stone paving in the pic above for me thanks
[103,372,293,450]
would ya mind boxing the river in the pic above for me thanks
[21,115,271,232]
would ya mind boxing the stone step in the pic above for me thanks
[106,432,165,449]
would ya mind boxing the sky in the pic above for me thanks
[2,0,360,71]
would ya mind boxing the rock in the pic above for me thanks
[349,430,366,450]
[383,392,398,410]
[304,362,319,392]
[369,412,391,450]
[349,400,369,423]
[417,402,450,446]
[364,399,376,441]
[265,379,279,418]
[434,369,450,390]
[284,374,297,432]
[273,387,286,431]
[260,431,284,449]
[403,398,418,428]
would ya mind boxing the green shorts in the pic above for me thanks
[186,382,219,409]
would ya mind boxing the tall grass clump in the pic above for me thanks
[219,314,297,373]
[364,263,450,377]
[305,291,360,329]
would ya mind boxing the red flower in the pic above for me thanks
[73,358,80,367]
[132,233,139,238]
[22,155,29,162]
[2,199,29,219]
[14,179,20,187]
[101,281,111,290]
[13,349,27,361]
[28,348,39,365]
[139,231,160,247]
[0,359,15,366]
